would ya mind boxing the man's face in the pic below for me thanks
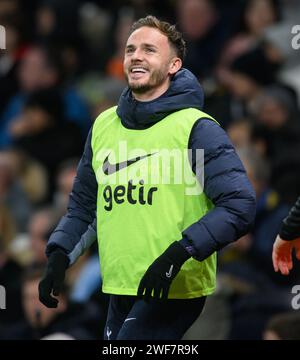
[124,26,177,97]
[18,48,57,92]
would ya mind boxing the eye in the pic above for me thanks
[145,48,155,53]
[126,47,134,54]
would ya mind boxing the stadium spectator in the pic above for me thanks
[2,267,98,339]
[264,312,300,340]
[11,88,84,198]
[253,85,300,203]
[176,0,230,80]
[0,45,91,148]
[0,149,32,232]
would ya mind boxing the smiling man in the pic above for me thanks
[123,25,181,101]
[39,16,256,340]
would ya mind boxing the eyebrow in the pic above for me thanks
[126,43,158,49]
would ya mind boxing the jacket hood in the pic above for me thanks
[116,68,204,129]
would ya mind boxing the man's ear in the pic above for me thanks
[169,57,182,75]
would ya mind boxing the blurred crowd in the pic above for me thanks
[0,0,300,340]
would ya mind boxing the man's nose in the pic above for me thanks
[131,48,144,61]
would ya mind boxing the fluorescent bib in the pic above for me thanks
[91,106,217,298]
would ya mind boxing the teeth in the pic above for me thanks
[131,68,146,73]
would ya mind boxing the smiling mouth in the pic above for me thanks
[130,67,148,75]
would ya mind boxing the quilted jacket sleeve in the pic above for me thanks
[179,118,256,261]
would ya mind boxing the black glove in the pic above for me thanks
[39,249,70,308]
[137,241,191,302]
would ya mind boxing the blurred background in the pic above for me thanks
[0,0,300,340]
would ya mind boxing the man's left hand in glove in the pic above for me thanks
[137,241,191,301]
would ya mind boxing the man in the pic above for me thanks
[272,196,300,275]
[263,312,300,340]
[0,45,90,148]
[3,268,96,339]
[39,16,256,340]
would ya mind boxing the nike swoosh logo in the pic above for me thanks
[102,152,156,175]
[166,264,174,278]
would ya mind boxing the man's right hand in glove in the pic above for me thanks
[39,249,70,308]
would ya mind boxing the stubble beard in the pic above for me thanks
[126,66,169,94]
